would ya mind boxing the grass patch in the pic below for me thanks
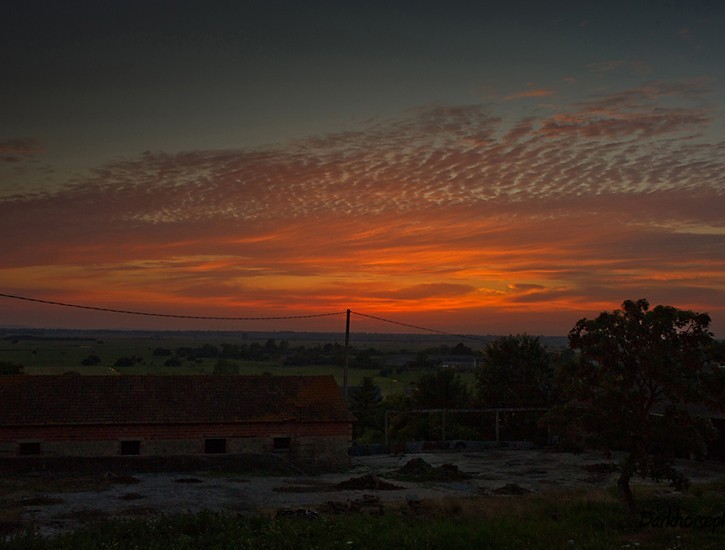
[3,488,723,549]
[51,508,110,524]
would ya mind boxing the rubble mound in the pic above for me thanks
[275,508,320,519]
[492,483,531,495]
[396,458,470,481]
[105,474,140,485]
[323,495,384,515]
[335,474,403,491]
[117,492,145,501]
[397,458,433,477]
[18,496,64,506]
[582,463,619,473]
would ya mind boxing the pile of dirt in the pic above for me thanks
[106,474,140,485]
[117,492,145,501]
[18,496,64,506]
[174,477,203,484]
[273,485,325,493]
[335,474,403,491]
[120,505,157,517]
[323,495,384,515]
[582,463,619,473]
[491,483,532,495]
[396,458,470,481]
[54,508,109,522]
[273,479,336,493]
[275,508,320,519]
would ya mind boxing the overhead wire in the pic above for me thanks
[0,293,344,321]
[0,292,488,342]
[351,310,490,343]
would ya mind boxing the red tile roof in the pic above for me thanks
[0,375,354,426]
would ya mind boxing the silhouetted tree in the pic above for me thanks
[706,340,725,407]
[81,354,101,366]
[414,369,470,409]
[114,356,141,367]
[353,348,381,369]
[349,376,383,438]
[194,344,219,358]
[708,339,725,365]
[264,339,277,353]
[546,299,718,514]
[213,359,239,375]
[164,357,182,367]
[450,342,474,355]
[477,334,555,407]
[0,361,24,375]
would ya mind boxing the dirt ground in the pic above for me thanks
[4,448,725,538]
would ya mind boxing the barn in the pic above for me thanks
[0,374,354,470]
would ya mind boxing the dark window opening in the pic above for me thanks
[18,442,41,455]
[273,437,291,451]
[204,438,226,454]
[120,440,141,455]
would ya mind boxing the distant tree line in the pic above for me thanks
[72,336,495,375]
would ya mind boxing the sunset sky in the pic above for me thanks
[1,1,724,336]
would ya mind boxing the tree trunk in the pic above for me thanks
[618,454,637,515]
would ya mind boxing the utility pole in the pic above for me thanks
[343,308,350,401]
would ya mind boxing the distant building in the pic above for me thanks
[0,375,354,469]
[438,356,477,370]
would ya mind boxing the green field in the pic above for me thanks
[0,329,479,395]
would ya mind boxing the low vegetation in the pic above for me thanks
[2,486,723,549]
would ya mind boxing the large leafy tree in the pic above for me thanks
[349,376,383,438]
[477,334,555,407]
[549,299,719,513]
[414,368,470,409]
[401,370,473,442]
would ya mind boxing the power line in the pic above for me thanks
[351,310,490,343]
[0,292,489,342]
[0,293,344,321]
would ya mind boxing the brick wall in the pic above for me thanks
[0,421,352,467]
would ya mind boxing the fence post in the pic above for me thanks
[495,409,500,445]
[442,409,446,442]
[384,410,389,448]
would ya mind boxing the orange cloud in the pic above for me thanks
[504,88,556,100]
[1,88,723,335]
[0,138,44,155]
